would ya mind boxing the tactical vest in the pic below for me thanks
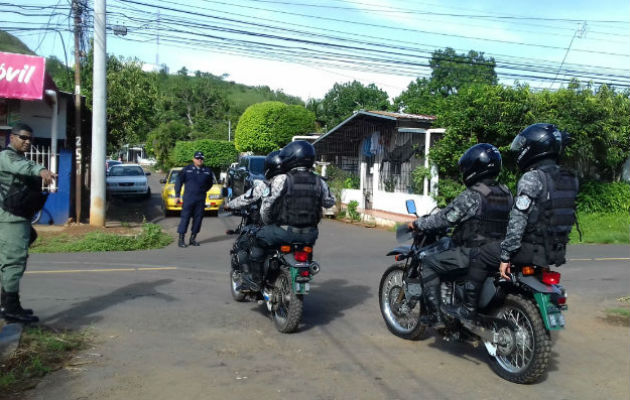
[522,164,579,266]
[277,170,322,228]
[452,182,513,247]
[0,148,48,219]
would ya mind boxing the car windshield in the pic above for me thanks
[109,166,144,176]
[107,161,121,168]
[249,158,265,174]
[168,170,180,183]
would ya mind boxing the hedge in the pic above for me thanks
[171,139,238,168]
[577,181,630,214]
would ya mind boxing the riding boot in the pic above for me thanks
[178,233,188,248]
[424,284,445,330]
[1,288,33,316]
[242,261,262,292]
[189,234,200,246]
[2,292,39,323]
[442,281,480,323]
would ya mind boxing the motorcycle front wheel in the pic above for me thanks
[379,265,426,340]
[229,261,246,302]
[487,294,551,384]
[270,268,303,333]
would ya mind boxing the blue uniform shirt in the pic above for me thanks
[175,164,215,201]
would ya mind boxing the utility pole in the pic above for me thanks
[228,119,231,141]
[90,0,107,226]
[550,21,587,89]
[72,0,83,223]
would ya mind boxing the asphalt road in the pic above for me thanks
[16,174,630,399]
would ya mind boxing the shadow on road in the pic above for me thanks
[43,279,175,328]
[299,278,371,332]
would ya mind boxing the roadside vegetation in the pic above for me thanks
[31,223,172,253]
[0,326,89,397]
[605,297,630,326]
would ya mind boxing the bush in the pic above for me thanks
[577,181,630,214]
[411,165,431,194]
[343,175,360,189]
[347,200,361,221]
[434,178,465,207]
[234,101,315,153]
[171,139,238,169]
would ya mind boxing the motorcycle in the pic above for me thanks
[379,200,567,384]
[225,206,321,333]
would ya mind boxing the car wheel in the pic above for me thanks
[144,187,151,199]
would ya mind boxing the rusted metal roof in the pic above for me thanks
[364,110,436,121]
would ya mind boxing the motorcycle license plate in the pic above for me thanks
[291,266,311,295]
[534,293,565,330]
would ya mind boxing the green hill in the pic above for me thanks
[0,31,35,55]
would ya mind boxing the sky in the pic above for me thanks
[3,0,629,102]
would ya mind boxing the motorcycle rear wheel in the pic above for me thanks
[270,268,303,333]
[379,265,426,340]
[488,294,551,384]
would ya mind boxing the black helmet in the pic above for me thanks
[511,123,563,171]
[458,143,502,186]
[264,150,283,179]
[279,140,316,171]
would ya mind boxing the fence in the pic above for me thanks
[26,144,56,191]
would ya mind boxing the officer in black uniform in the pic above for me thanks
[408,144,513,328]
[175,151,216,248]
[248,141,335,290]
[449,123,578,321]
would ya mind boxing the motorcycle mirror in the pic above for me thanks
[405,199,418,216]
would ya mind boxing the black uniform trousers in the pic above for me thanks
[420,247,471,289]
[177,198,205,235]
[466,241,540,285]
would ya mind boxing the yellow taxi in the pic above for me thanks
[160,167,224,215]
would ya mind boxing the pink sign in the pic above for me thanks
[0,52,46,100]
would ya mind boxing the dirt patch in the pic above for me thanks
[34,224,142,238]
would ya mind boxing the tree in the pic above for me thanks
[394,47,498,114]
[316,81,390,129]
[46,56,73,92]
[172,139,238,169]
[146,120,189,169]
[81,47,160,151]
[234,102,315,154]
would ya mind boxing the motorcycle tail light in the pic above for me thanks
[557,296,567,305]
[280,245,291,253]
[300,270,310,277]
[521,266,535,275]
[294,251,309,262]
[303,246,313,253]
[542,271,561,285]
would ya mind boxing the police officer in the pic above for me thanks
[248,141,335,290]
[224,150,283,290]
[0,123,55,323]
[408,144,513,328]
[450,124,578,321]
[175,151,216,248]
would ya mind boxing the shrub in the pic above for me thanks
[234,101,315,154]
[411,165,432,194]
[434,178,465,207]
[577,181,630,213]
[347,200,361,221]
[171,139,238,169]
[343,175,360,189]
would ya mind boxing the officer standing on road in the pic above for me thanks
[447,123,578,321]
[247,141,335,290]
[224,150,283,290]
[0,123,55,323]
[407,144,513,329]
[175,151,216,248]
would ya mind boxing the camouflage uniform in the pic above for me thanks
[412,188,482,288]
[226,179,267,210]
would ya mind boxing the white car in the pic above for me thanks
[106,164,151,198]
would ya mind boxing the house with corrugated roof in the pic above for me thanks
[313,110,445,223]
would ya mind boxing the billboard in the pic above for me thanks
[0,52,46,101]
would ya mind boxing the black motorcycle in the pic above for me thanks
[226,206,320,333]
[378,200,567,384]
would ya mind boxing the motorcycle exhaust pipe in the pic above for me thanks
[309,262,321,276]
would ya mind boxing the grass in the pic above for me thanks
[0,326,89,397]
[604,297,630,326]
[569,212,629,244]
[31,223,173,253]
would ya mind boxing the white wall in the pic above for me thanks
[18,97,68,141]
[341,188,363,208]
[372,190,437,216]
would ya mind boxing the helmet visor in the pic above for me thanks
[510,135,527,153]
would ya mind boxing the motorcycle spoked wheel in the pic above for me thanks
[379,265,426,340]
[270,268,303,333]
[487,294,551,384]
